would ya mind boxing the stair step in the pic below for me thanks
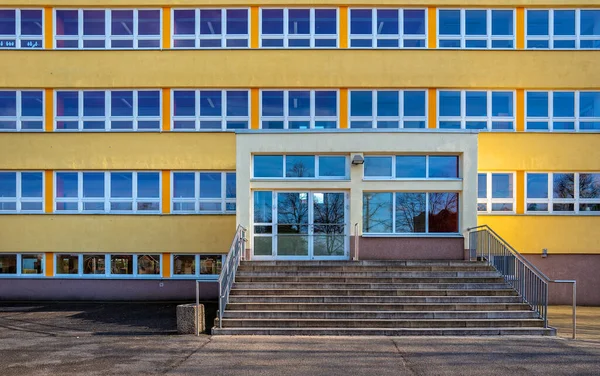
[237,266,495,272]
[222,310,539,320]
[226,303,532,311]
[240,261,488,267]
[228,295,523,304]
[212,327,557,336]
[233,282,511,290]
[230,289,517,297]
[235,277,505,283]
[236,271,501,278]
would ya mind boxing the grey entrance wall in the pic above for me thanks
[351,236,465,260]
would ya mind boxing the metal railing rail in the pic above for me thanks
[466,225,576,339]
[353,223,360,261]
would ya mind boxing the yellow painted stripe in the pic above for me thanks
[162,253,171,278]
[45,88,53,132]
[339,89,348,129]
[162,7,171,49]
[162,88,170,131]
[516,8,525,49]
[45,252,53,277]
[428,89,437,128]
[251,88,259,129]
[427,8,437,49]
[44,7,52,49]
[339,7,348,49]
[251,7,259,48]
[516,170,524,214]
[516,89,524,132]
[44,170,53,213]
[162,170,171,214]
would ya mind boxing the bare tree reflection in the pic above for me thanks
[363,193,393,233]
[395,193,426,233]
[428,193,459,233]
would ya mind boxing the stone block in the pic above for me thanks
[177,303,205,335]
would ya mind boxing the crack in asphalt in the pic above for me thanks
[392,339,419,376]
[161,336,213,375]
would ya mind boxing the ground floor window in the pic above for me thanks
[172,254,224,278]
[0,254,17,274]
[53,254,162,278]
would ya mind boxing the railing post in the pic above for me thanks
[572,282,577,339]
[195,280,200,337]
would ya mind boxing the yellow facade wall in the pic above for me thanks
[0,133,236,170]
[1,50,598,89]
[0,215,236,254]
[477,216,600,255]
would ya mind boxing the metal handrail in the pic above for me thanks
[465,225,577,339]
[353,223,359,261]
[216,225,247,329]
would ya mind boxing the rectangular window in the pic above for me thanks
[0,171,44,213]
[253,155,348,179]
[56,254,79,275]
[260,8,338,48]
[526,91,600,131]
[83,254,106,275]
[0,9,43,49]
[172,172,236,213]
[477,172,516,213]
[260,90,338,129]
[55,90,161,131]
[0,254,17,274]
[173,8,249,48]
[171,254,224,278]
[349,8,426,48]
[438,90,515,130]
[21,254,44,275]
[55,9,161,49]
[363,155,459,179]
[172,89,249,131]
[0,90,44,131]
[363,192,459,234]
[438,9,515,49]
[526,9,600,49]
[349,90,427,129]
[54,171,160,213]
[526,172,600,214]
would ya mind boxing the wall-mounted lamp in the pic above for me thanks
[541,248,548,258]
[351,154,364,165]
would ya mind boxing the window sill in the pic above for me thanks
[361,233,463,238]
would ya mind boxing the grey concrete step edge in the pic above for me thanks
[222,311,539,319]
[236,272,502,277]
[212,327,557,336]
[228,296,523,302]
[230,288,517,293]
[239,261,489,266]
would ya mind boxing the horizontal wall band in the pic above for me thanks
[1,50,598,89]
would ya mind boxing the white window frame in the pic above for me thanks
[525,90,600,132]
[54,89,162,132]
[525,9,600,50]
[0,8,44,49]
[53,171,161,214]
[170,254,226,279]
[171,171,236,214]
[171,89,250,131]
[252,155,349,180]
[437,9,516,49]
[349,89,428,129]
[171,8,250,49]
[0,90,44,132]
[0,253,46,277]
[348,8,427,49]
[363,155,460,180]
[437,90,516,131]
[54,9,162,49]
[0,171,44,213]
[526,172,600,215]
[109,254,163,278]
[477,172,516,214]
[260,90,339,129]
[259,8,339,48]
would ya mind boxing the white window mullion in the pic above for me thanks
[425,155,430,178]
[15,172,22,212]
[460,9,466,48]
[398,9,404,47]
[78,90,84,130]
[575,91,580,131]
[195,172,200,213]
[221,172,227,212]
[548,173,554,213]
[77,172,83,213]
[104,172,110,213]
[425,193,430,233]
[549,91,554,132]
[221,10,227,48]
[487,91,492,130]
[195,9,201,47]
[399,90,405,128]
[133,10,140,48]
[78,9,84,49]
[372,90,377,128]
[283,91,289,129]
[283,9,289,48]
[221,89,227,131]
[195,90,201,131]
[549,10,554,48]
[309,90,316,129]
[460,91,466,129]
[309,8,315,48]
[132,172,138,213]
[487,10,492,48]
[372,9,377,47]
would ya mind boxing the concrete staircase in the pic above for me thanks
[212,260,556,336]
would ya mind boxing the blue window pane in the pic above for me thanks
[56,173,78,198]
[56,10,79,36]
[580,92,600,117]
[404,121,426,128]
[553,40,575,49]
[439,91,461,117]
[173,91,195,117]
[350,9,372,35]
[377,121,398,128]
[492,174,513,199]
[553,121,574,130]
[111,172,132,198]
[377,91,399,117]
[478,173,487,198]
[138,91,160,117]
[21,172,42,198]
[429,156,459,178]
[439,40,461,48]
[111,91,133,117]
[404,91,426,117]
[527,10,549,36]
[439,10,461,35]
[288,9,310,35]
[262,121,283,129]
[363,192,393,233]
[56,91,79,117]
[351,39,372,48]
[404,10,425,35]
[319,156,346,177]
[200,10,221,35]
[286,155,315,178]
[492,92,513,117]
[377,39,398,48]
[254,155,283,178]
[173,10,195,36]
[21,10,43,36]
[492,40,514,48]
[0,172,16,197]
[554,10,575,36]
[465,10,487,36]
[262,9,283,35]
[439,121,461,129]
[288,91,310,117]
[466,40,487,48]
[173,173,195,198]
[527,92,548,117]
[83,92,105,117]
[262,91,284,116]
[83,10,105,36]
[396,156,426,178]
[254,191,272,223]
[110,10,133,36]
[82,172,104,198]
[227,9,248,35]
[0,10,15,35]
[315,9,337,35]
[0,91,16,117]
[200,91,222,117]
[466,121,487,130]
[364,156,392,177]
[581,10,600,36]
[466,92,487,117]
[350,91,372,117]
[377,10,398,35]
[138,172,159,198]
[315,91,337,117]
[553,92,575,117]
[227,91,248,116]
[226,173,236,198]
[492,10,513,36]
[527,173,548,198]
[138,10,160,36]
[527,122,548,130]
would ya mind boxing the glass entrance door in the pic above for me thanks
[252,191,348,260]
